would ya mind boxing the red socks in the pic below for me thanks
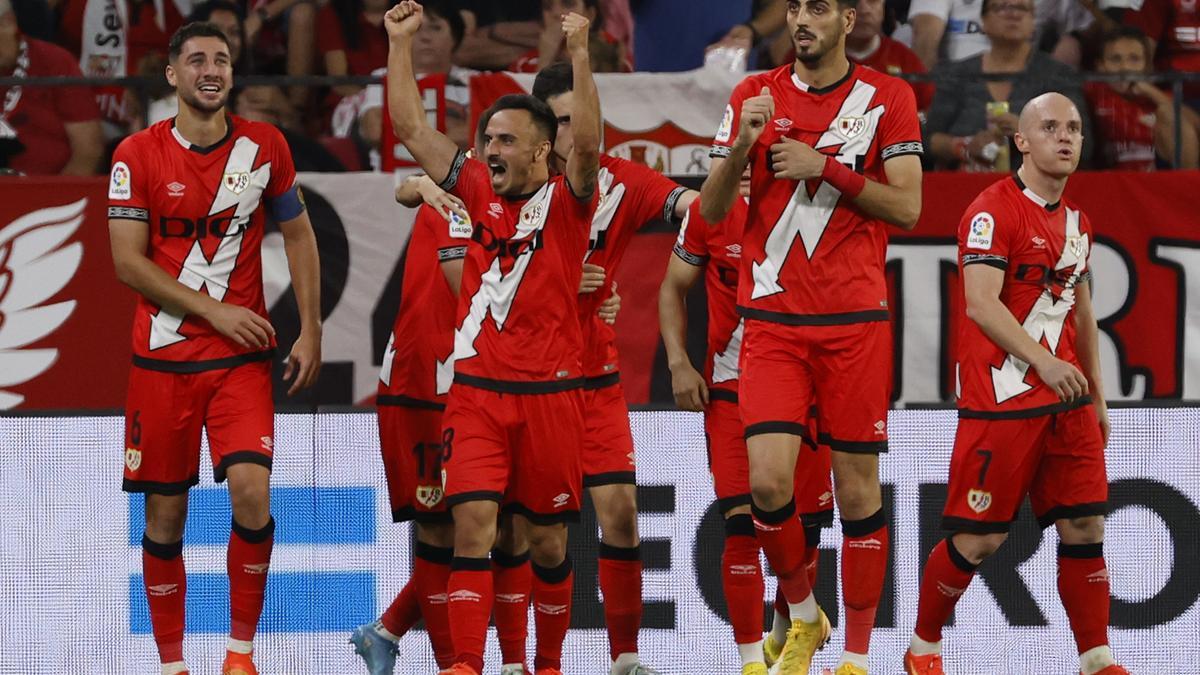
[531,556,574,671]
[492,548,532,666]
[841,510,888,655]
[751,499,812,603]
[415,543,456,668]
[142,535,186,664]
[448,557,493,673]
[803,522,823,589]
[722,515,765,645]
[598,543,642,660]
[914,538,978,644]
[1057,543,1111,655]
[380,580,421,638]
[228,517,274,642]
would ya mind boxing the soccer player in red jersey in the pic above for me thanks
[903,94,1128,675]
[473,60,695,675]
[700,0,923,672]
[107,22,321,675]
[386,3,601,674]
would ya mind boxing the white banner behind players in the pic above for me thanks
[0,409,1196,673]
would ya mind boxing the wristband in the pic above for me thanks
[952,136,971,163]
[822,155,866,199]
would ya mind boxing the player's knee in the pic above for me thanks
[452,502,498,555]
[144,493,188,542]
[1057,515,1104,544]
[952,532,1008,564]
[228,484,270,530]
[749,467,793,511]
[417,521,456,549]
[596,488,639,546]
[526,523,568,567]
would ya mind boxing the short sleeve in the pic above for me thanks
[673,199,710,267]
[264,126,298,199]
[418,204,469,262]
[107,137,150,221]
[439,152,490,206]
[878,80,925,161]
[556,175,599,226]
[710,76,758,159]
[621,160,688,224]
[958,198,1014,269]
[908,0,954,21]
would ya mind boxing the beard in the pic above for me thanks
[794,31,839,65]
[178,87,229,114]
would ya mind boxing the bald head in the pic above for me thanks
[1018,92,1080,135]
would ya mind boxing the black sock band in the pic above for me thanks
[946,537,979,573]
[231,516,275,543]
[1058,542,1104,559]
[532,555,573,584]
[142,534,183,560]
[751,498,796,525]
[841,508,887,537]
[415,541,454,565]
[725,513,756,537]
[450,556,491,572]
[491,547,531,568]
[598,543,641,561]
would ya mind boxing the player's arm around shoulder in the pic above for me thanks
[563,12,601,200]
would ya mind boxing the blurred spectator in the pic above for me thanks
[449,0,541,70]
[635,0,751,72]
[1124,0,1200,104]
[706,0,787,68]
[231,84,346,171]
[908,0,989,68]
[924,0,1092,170]
[319,0,393,99]
[58,0,185,136]
[600,0,635,63]
[0,0,103,175]
[846,0,934,110]
[1086,26,1199,168]
[342,0,472,169]
[239,0,316,109]
[1032,0,1096,67]
[509,0,631,72]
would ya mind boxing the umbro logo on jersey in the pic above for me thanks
[536,602,568,615]
[874,419,886,436]
[1032,236,1047,249]
[147,584,179,597]
[242,563,270,575]
[167,181,186,197]
[496,593,527,603]
[726,243,742,257]
[488,203,503,218]
[774,118,793,131]
[553,493,570,508]
[449,589,482,602]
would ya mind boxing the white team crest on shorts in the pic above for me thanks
[125,447,142,471]
[416,485,444,508]
[837,116,866,139]
[223,172,251,194]
[967,489,992,514]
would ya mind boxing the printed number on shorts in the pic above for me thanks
[976,449,993,485]
[130,410,142,445]
[412,428,455,478]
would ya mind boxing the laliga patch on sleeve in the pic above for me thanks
[448,210,472,239]
[967,211,995,250]
[109,161,132,200]
[715,104,734,143]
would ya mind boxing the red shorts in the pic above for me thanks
[706,393,834,526]
[581,377,637,488]
[441,383,585,524]
[943,403,1109,533]
[122,361,274,494]
[378,402,452,524]
[739,319,891,453]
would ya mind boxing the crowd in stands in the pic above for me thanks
[0,0,1196,175]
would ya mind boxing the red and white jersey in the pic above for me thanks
[711,63,923,325]
[1084,82,1158,171]
[956,176,1094,418]
[1126,0,1200,73]
[378,203,471,406]
[580,155,687,379]
[442,152,596,392]
[108,116,298,370]
[673,196,748,396]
